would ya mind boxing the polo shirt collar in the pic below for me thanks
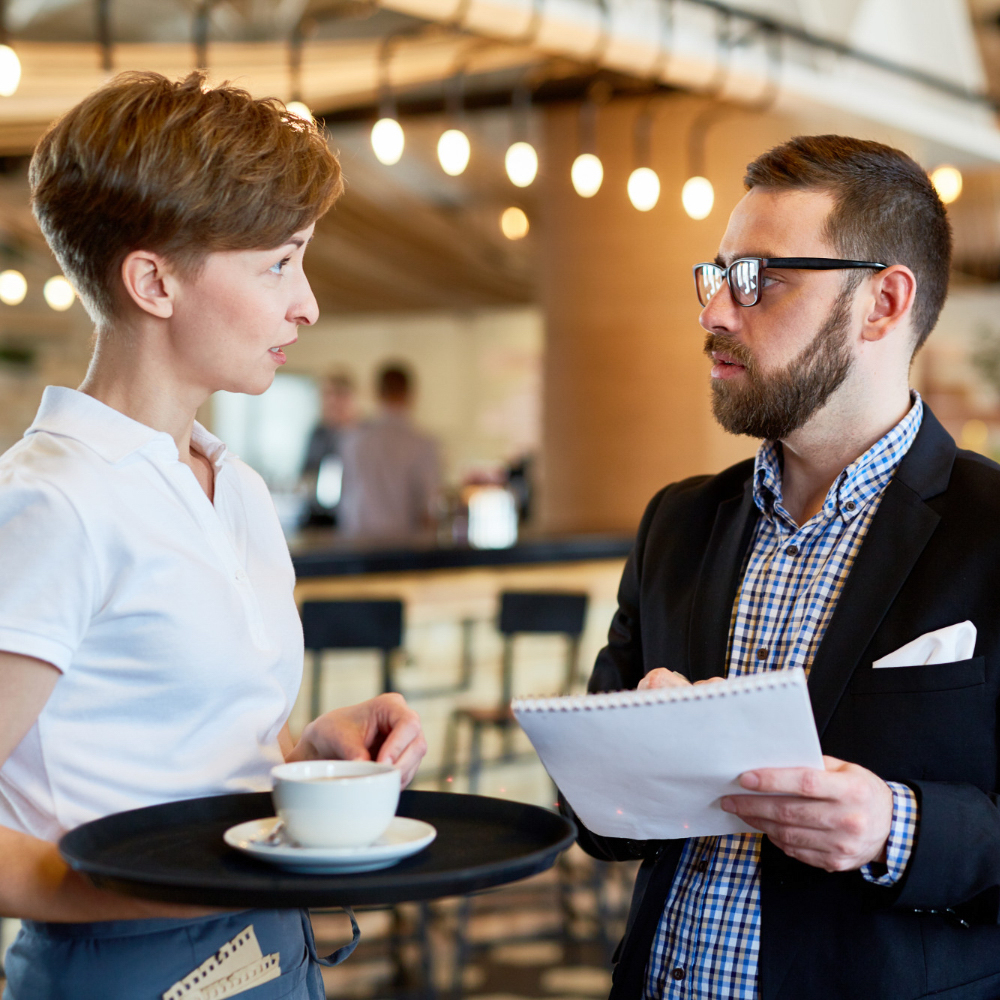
[26,386,227,467]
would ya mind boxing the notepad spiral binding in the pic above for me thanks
[511,667,806,714]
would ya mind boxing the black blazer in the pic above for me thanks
[570,407,1000,1000]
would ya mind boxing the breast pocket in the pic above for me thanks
[851,655,986,694]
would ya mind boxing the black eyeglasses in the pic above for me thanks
[693,257,887,308]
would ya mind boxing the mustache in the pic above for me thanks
[704,333,755,370]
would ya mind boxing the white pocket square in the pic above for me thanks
[872,621,977,669]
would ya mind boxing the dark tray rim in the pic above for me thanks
[59,789,578,907]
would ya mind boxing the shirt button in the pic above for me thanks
[672,968,685,981]
[696,859,709,873]
[844,500,857,512]
[756,647,768,660]
[235,569,247,583]
[786,544,799,556]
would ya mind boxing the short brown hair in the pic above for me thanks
[377,363,413,402]
[744,135,951,351]
[29,71,343,330]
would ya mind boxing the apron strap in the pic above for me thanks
[304,907,361,967]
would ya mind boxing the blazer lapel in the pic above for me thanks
[687,477,760,682]
[807,406,954,736]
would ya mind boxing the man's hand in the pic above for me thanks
[720,755,893,872]
[288,693,427,787]
[638,669,726,690]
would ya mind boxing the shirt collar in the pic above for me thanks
[26,386,227,467]
[752,391,924,527]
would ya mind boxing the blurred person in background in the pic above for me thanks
[339,363,441,539]
[300,370,356,528]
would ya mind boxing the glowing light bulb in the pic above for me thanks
[286,101,313,123]
[0,269,26,305]
[43,276,74,312]
[571,153,603,198]
[371,117,404,165]
[682,175,714,220]
[505,141,538,188]
[437,128,471,176]
[0,46,21,97]
[500,207,529,240]
[931,164,962,204]
[627,167,660,212]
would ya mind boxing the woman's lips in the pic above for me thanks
[268,347,287,364]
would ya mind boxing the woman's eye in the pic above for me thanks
[270,257,291,275]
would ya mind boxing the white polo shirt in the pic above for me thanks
[0,387,303,841]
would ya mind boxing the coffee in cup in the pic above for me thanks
[271,760,401,848]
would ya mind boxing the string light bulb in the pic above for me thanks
[571,153,603,198]
[0,269,26,305]
[437,128,471,176]
[628,167,660,212]
[0,46,20,97]
[371,117,404,165]
[505,141,538,188]
[930,164,963,204]
[500,207,529,240]
[43,276,74,312]
[285,100,313,122]
[682,176,714,220]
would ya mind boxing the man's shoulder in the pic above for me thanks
[940,447,1000,512]
[648,457,755,517]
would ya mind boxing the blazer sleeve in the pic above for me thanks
[569,486,674,863]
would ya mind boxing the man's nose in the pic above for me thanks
[699,279,741,334]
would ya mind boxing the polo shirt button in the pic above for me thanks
[756,647,768,660]
[672,968,685,981]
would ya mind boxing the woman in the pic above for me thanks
[0,71,426,998]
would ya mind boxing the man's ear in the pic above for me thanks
[861,265,916,343]
[120,250,176,320]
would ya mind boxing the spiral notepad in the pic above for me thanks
[512,668,823,840]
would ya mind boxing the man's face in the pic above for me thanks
[700,188,861,440]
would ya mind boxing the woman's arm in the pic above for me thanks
[0,651,213,922]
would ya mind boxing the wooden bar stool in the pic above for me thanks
[301,599,404,720]
[439,590,588,792]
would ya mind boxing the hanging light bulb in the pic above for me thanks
[286,100,313,123]
[0,269,26,305]
[371,117,404,165]
[505,142,538,188]
[682,176,714,220]
[628,167,660,212]
[930,164,963,204]
[500,207,529,240]
[571,153,603,198]
[0,46,20,98]
[438,128,471,176]
[43,276,75,312]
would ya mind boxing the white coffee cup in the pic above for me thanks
[271,760,401,849]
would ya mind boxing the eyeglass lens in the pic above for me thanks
[695,259,761,307]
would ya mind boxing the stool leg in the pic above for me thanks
[418,901,435,1000]
[563,636,582,695]
[381,649,395,695]
[468,722,483,795]
[459,618,475,692]
[310,650,322,721]
[439,713,461,791]
[452,896,473,1000]
[500,638,515,759]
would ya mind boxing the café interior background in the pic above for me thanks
[5,1,1000,994]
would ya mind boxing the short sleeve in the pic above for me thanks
[0,473,99,672]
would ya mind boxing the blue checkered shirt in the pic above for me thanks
[644,395,924,1000]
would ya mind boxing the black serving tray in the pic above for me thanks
[59,790,576,908]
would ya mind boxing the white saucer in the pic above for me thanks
[224,816,437,874]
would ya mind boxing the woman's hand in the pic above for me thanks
[288,693,427,787]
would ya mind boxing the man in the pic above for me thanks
[571,135,1000,999]
[301,370,356,527]
[339,362,441,538]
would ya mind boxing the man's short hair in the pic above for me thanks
[29,70,343,331]
[324,370,355,395]
[744,135,951,352]
[377,363,412,402]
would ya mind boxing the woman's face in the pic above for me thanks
[167,223,318,396]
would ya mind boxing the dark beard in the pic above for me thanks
[707,286,855,440]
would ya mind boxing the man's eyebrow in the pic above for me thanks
[715,251,780,267]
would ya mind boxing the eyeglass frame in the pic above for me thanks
[693,257,888,308]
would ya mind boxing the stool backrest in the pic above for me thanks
[498,591,588,637]
[301,600,404,652]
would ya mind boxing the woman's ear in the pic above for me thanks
[120,250,175,320]
[861,264,916,343]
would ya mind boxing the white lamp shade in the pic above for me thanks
[0,269,26,305]
[682,176,715,220]
[0,46,21,98]
[438,129,471,176]
[571,153,603,198]
[930,165,962,204]
[627,167,660,211]
[505,142,538,187]
[43,276,75,311]
[371,117,404,165]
